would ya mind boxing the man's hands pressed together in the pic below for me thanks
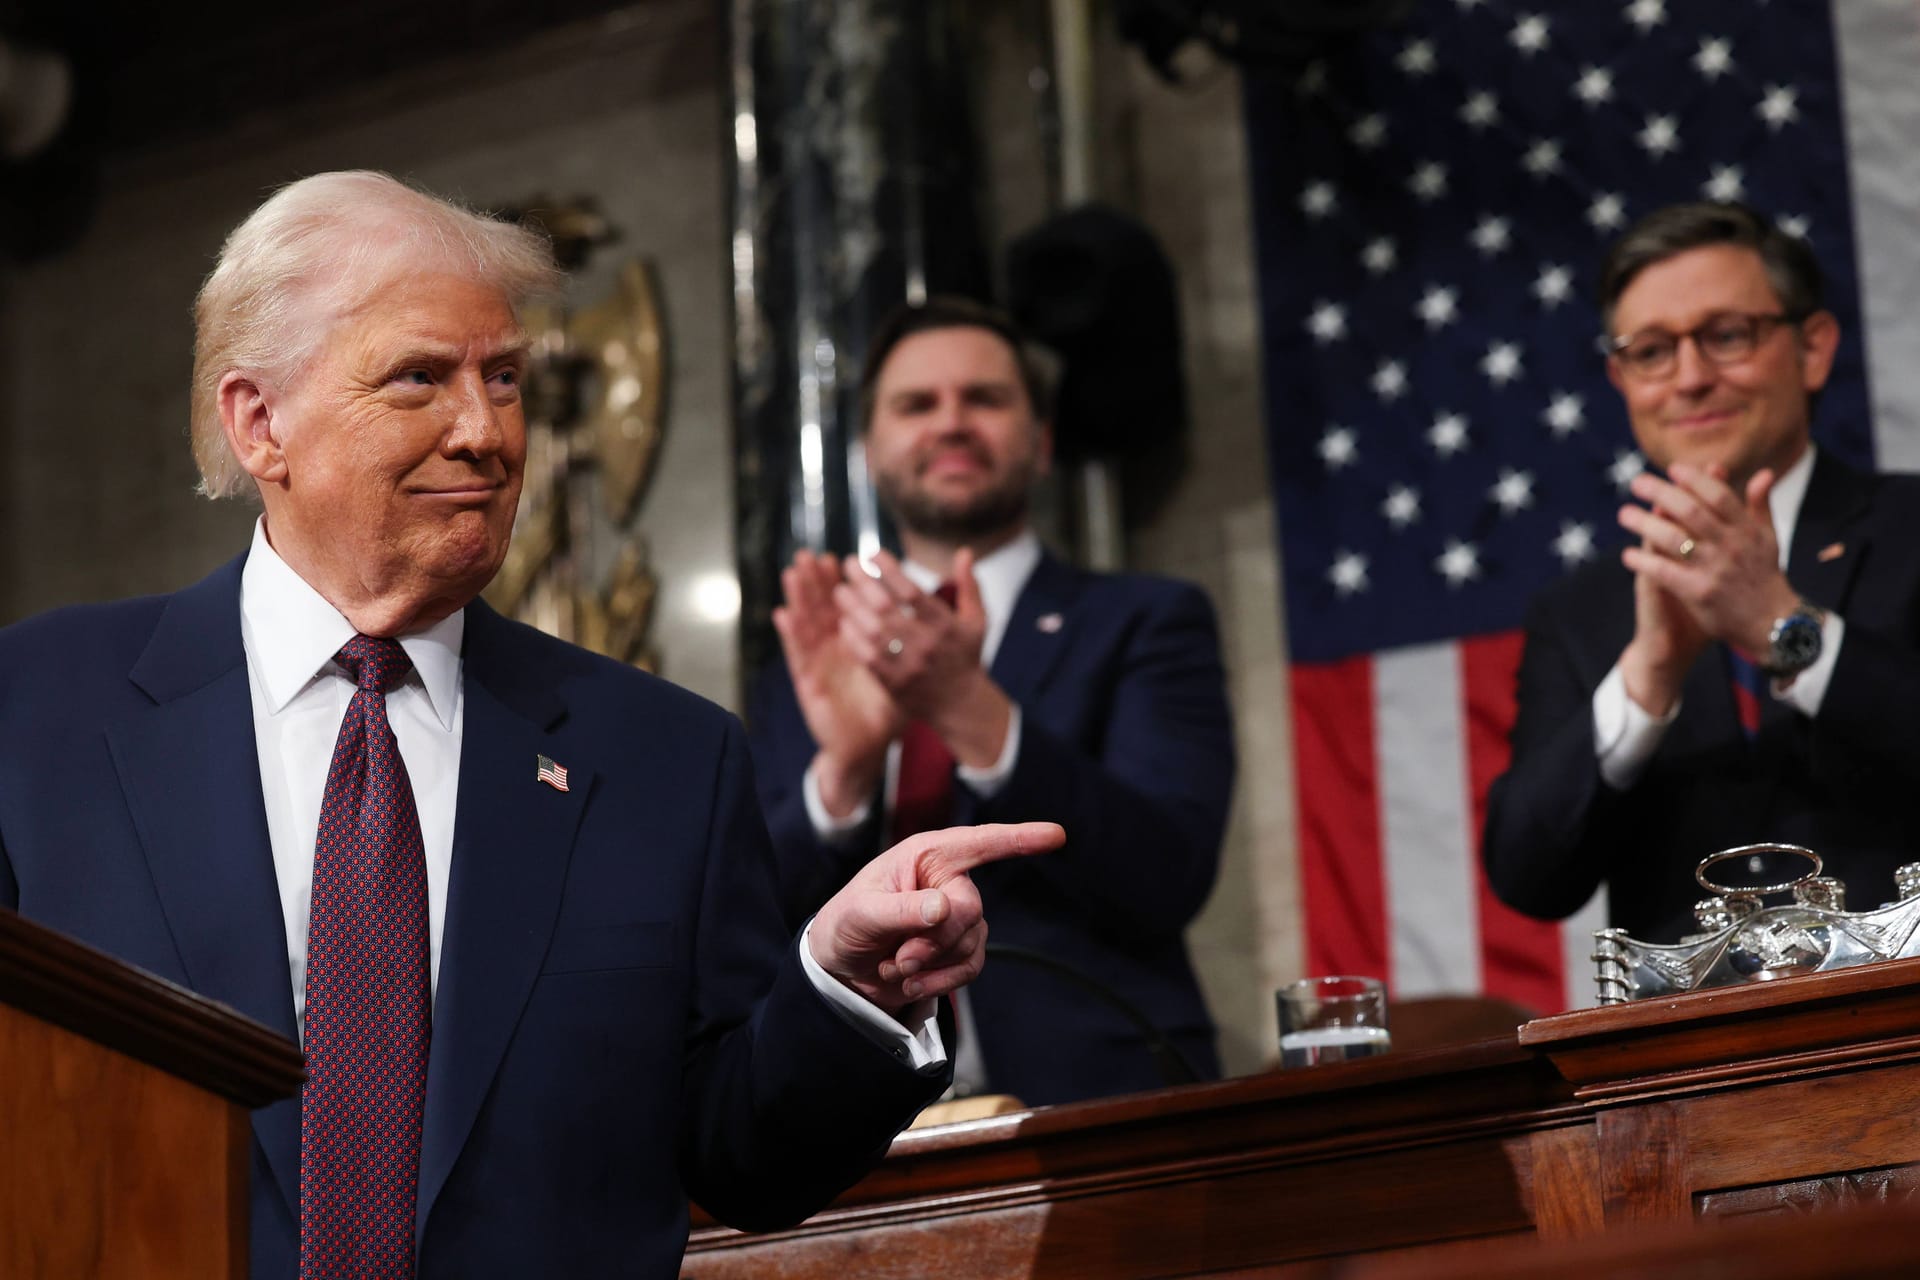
[1617,461,1802,713]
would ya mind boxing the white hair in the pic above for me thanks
[190,170,563,499]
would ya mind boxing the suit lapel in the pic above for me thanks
[417,602,589,1240]
[1787,451,1872,614]
[989,553,1083,708]
[105,556,303,1220]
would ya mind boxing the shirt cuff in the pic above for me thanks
[1594,661,1681,790]
[1772,612,1845,717]
[798,918,948,1070]
[802,759,873,845]
[955,703,1021,799]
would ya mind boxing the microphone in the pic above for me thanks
[983,942,1201,1088]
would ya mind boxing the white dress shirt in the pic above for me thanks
[1596,446,1847,787]
[241,518,940,1067]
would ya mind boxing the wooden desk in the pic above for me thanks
[684,957,1920,1278]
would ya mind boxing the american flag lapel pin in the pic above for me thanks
[536,754,570,792]
[1817,542,1846,563]
[1036,612,1065,634]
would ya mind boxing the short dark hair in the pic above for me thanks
[1598,201,1825,333]
[858,296,1055,430]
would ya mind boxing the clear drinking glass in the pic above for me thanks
[1277,975,1391,1067]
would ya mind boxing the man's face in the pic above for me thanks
[866,325,1051,545]
[263,272,528,626]
[1606,243,1838,485]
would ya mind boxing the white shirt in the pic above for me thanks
[1595,446,1847,787]
[240,519,940,1067]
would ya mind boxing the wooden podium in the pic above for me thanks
[685,957,1920,1278]
[0,910,304,1279]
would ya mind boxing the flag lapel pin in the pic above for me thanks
[1817,542,1846,563]
[1036,612,1065,634]
[536,754,570,792]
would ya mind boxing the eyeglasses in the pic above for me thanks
[1602,311,1807,382]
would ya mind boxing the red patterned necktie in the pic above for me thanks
[890,583,959,843]
[1727,646,1766,739]
[301,635,430,1279]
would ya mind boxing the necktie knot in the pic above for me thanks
[934,581,958,608]
[335,635,412,694]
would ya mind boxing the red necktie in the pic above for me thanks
[300,636,430,1279]
[890,583,959,843]
[1727,646,1765,739]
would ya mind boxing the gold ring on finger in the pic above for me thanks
[1676,537,1696,561]
[887,637,905,657]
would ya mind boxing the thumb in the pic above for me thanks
[1745,467,1776,518]
[953,547,985,622]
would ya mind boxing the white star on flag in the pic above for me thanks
[1318,425,1359,469]
[1361,237,1398,275]
[1693,38,1734,81]
[1382,485,1422,528]
[1416,285,1459,330]
[1533,264,1573,308]
[1588,193,1627,232]
[1573,67,1614,106]
[1780,214,1811,240]
[1638,115,1681,158]
[1543,392,1585,436]
[1522,139,1563,178]
[1307,301,1348,344]
[1300,180,1338,219]
[1349,114,1389,150]
[1481,341,1524,387]
[1328,551,1371,597]
[1609,450,1647,490]
[1397,39,1438,76]
[1510,14,1550,56]
[1471,215,1512,256]
[1373,361,1408,401]
[1491,468,1536,514]
[1554,522,1597,566]
[1435,540,1482,586]
[1625,0,1667,35]
[1409,162,1449,202]
[1703,165,1745,202]
[1461,91,1500,129]
[1428,412,1470,456]
[1758,85,1800,131]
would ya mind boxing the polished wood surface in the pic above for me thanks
[0,909,303,1279]
[686,958,1920,1278]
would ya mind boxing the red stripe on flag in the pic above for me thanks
[1460,631,1567,1016]
[1291,658,1390,983]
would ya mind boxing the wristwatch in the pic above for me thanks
[1763,601,1827,678]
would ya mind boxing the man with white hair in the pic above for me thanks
[0,171,1061,1278]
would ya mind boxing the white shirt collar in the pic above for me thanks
[1767,443,1817,570]
[238,518,464,729]
[903,529,1042,624]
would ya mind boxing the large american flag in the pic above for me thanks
[1244,0,1920,1014]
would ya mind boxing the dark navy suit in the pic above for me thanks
[750,552,1235,1106]
[1484,453,1920,943]
[0,556,946,1278]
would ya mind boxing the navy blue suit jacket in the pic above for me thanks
[1485,453,1920,944]
[0,556,947,1278]
[750,552,1234,1106]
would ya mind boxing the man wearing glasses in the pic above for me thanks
[1484,201,1920,947]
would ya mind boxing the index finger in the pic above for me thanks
[910,822,1066,884]
[1666,462,1742,521]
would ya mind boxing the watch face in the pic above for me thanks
[1769,611,1823,674]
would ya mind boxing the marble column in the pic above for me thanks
[726,0,986,687]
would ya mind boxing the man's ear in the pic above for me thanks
[217,371,288,485]
[1798,310,1841,394]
